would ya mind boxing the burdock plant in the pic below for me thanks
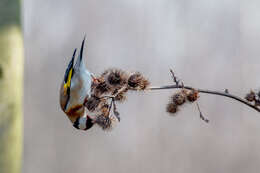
[84,68,260,130]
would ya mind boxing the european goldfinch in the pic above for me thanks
[60,38,96,130]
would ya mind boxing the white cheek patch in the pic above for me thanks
[78,117,87,130]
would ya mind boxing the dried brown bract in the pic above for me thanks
[128,72,150,90]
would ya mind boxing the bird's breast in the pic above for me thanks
[65,105,85,123]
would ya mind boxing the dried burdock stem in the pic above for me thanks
[150,85,260,113]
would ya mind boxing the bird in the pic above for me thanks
[60,37,96,130]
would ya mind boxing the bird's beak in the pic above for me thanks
[63,48,77,95]
[74,37,86,70]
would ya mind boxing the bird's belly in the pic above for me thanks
[69,76,92,108]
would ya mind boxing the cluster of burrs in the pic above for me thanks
[165,70,260,121]
[166,89,199,114]
[85,69,260,130]
[84,68,150,130]
[164,70,209,123]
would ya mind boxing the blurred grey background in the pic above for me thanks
[23,0,260,173]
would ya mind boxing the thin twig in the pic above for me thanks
[149,84,260,113]
[170,69,179,86]
[108,97,114,113]
[106,97,120,121]
[100,95,115,100]
[196,102,209,123]
[112,100,120,121]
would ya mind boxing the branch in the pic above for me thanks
[83,68,260,131]
[149,84,260,113]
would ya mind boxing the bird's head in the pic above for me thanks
[60,38,93,127]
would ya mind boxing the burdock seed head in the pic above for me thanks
[102,68,129,89]
[94,114,119,130]
[187,89,199,102]
[94,114,112,130]
[166,102,178,114]
[127,72,150,90]
[172,90,186,105]
[245,90,256,102]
